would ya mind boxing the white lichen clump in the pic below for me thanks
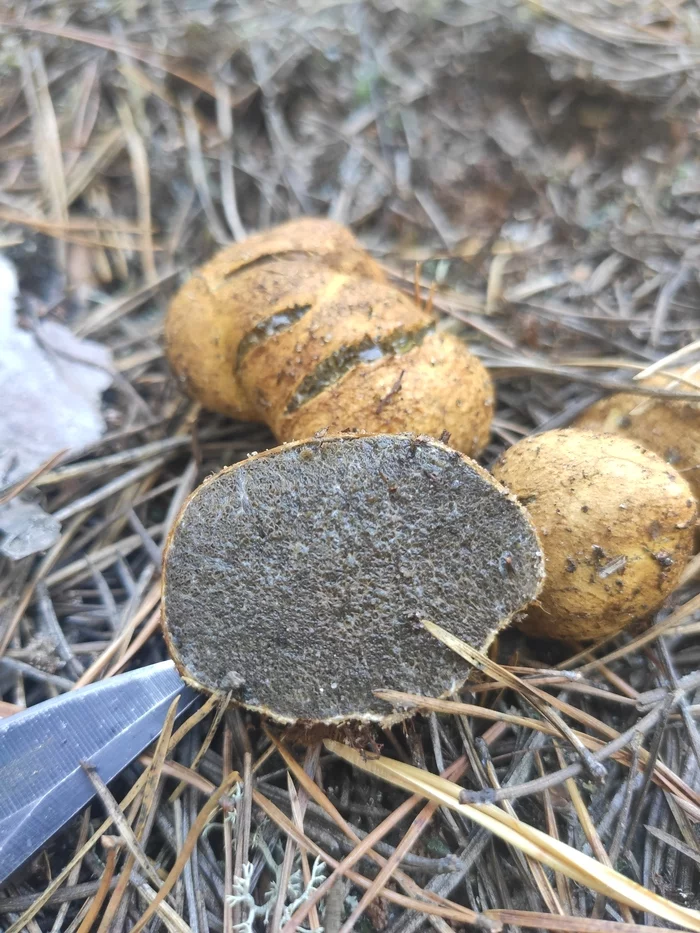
[228,856,326,933]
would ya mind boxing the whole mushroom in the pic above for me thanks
[166,218,494,457]
[491,430,696,641]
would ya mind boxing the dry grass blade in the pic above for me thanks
[269,776,300,933]
[0,448,68,505]
[536,752,573,913]
[644,825,700,867]
[378,693,700,826]
[181,97,230,246]
[485,911,689,933]
[634,339,700,380]
[280,795,428,933]
[20,45,68,266]
[0,881,121,917]
[0,17,220,96]
[325,741,700,931]
[51,459,167,524]
[336,797,446,933]
[231,743,252,930]
[577,592,700,673]
[103,607,163,678]
[269,729,476,931]
[287,767,322,933]
[680,551,700,586]
[222,722,234,933]
[138,756,215,795]
[47,810,91,933]
[117,100,156,283]
[0,512,86,656]
[215,80,246,242]
[64,126,126,207]
[552,744,633,923]
[406,629,700,812]
[73,582,160,687]
[422,619,605,780]
[481,740,563,915]
[75,846,117,933]
[75,269,182,337]
[80,763,163,891]
[169,691,230,803]
[130,880,194,933]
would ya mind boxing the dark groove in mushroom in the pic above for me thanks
[236,304,312,367]
[285,324,434,413]
[223,250,314,280]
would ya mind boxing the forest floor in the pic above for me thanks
[1,2,700,932]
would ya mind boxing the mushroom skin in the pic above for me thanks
[575,366,700,501]
[165,218,494,458]
[166,218,384,422]
[492,430,696,641]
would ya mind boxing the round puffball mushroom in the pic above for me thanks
[491,430,696,641]
[166,217,385,422]
[575,366,700,501]
[165,218,494,458]
[162,433,544,724]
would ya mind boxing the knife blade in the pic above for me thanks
[0,660,200,885]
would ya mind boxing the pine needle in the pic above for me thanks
[325,740,700,931]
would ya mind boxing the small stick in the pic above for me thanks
[50,810,91,933]
[222,722,234,933]
[552,743,633,923]
[80,763,162,891]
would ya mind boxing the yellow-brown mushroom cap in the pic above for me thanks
[165,218,494,457]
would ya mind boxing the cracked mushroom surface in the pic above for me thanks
[165,218,494,457]
[162,433,544,724]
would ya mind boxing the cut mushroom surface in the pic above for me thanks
[162,433,544,723]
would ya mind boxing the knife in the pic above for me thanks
[0,660,201,886]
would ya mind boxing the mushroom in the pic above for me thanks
[162,433,544,724]
[575,365,700,501]
[165,218,494,458]
[492,429,696,641]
